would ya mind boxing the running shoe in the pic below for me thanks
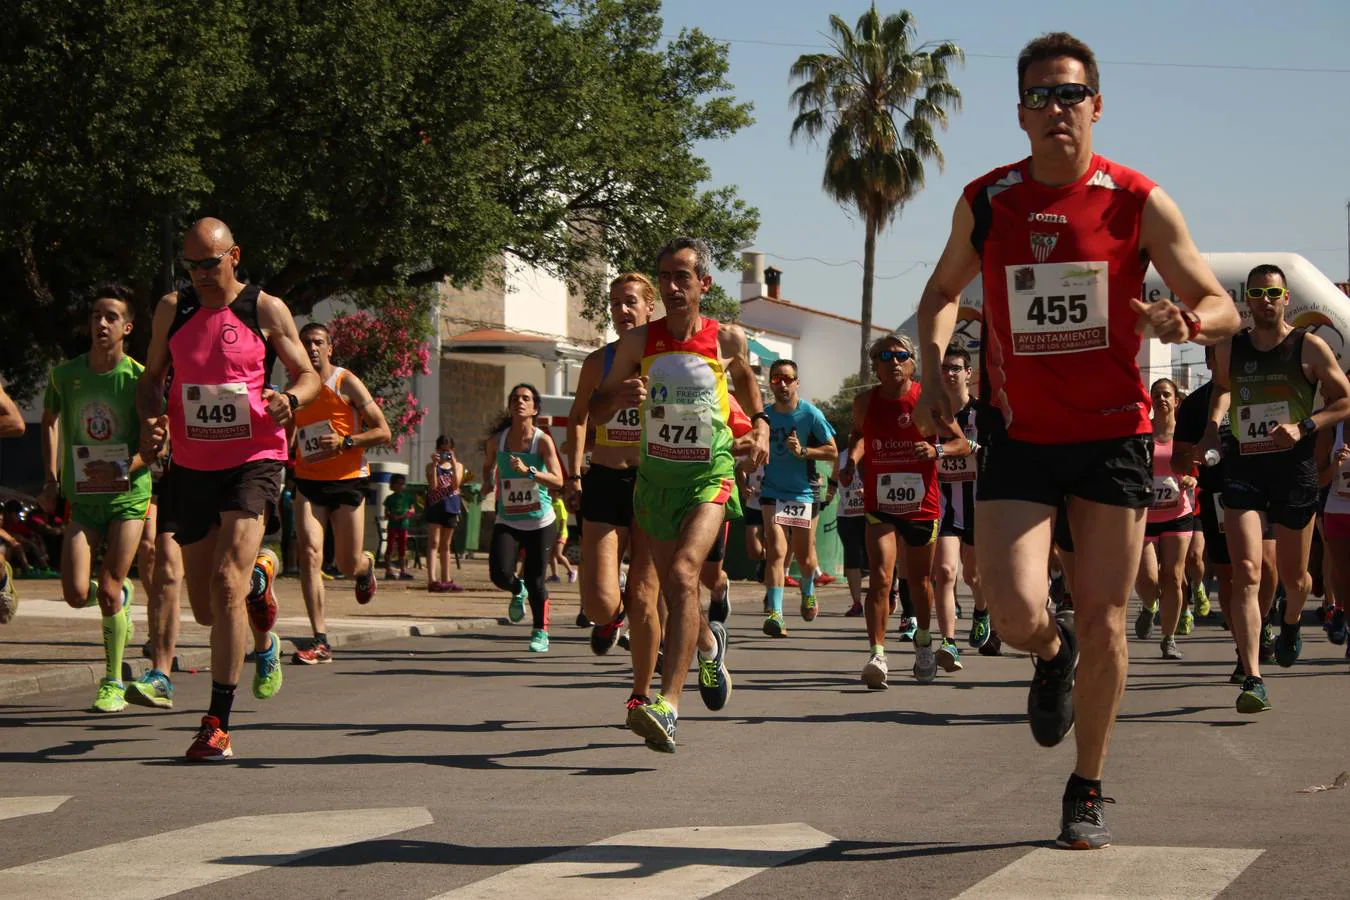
[575,612,590,628]
[896,616,917,641]
[125,669,173,709]
[969,612,991,649]
[546,574,561,584]
[184,714,233,761]
[800,593,818,622]
[1160,636,1183,660]
[816,573,836,586]
[1228,659,1245,685]
[91,677,127,713]
[1193,581,1211,618]
[252,632,283,700]
[845,601,864,617]
[912,631,938,683]
[1236,676,1271,714]
[0,560,17,624]
[1054,597,1075,630]
[1274,623,1302,668]
[1259,624,1276,664]
[354,552,377,605]
[1327,609,1347,646]
[979,631,1004,656]
[1029,623,1077,748]
[762,611,787,638]
[708,586,730,623]
[528,629,550,653]
[785,575,800,588]
[1133,602,1156,641]
[245,549,279,633]
[955,601,964,619]
[617,630,631,651]
[626,693,677,753]
[567,569,577,584]
[936,638,963,672]
[507,582,527,623]
[698,621,732,711]
[398,571,415,581]
[292,641,332,665]
[861,652,888,690]
[590,614,624,656]
[1177,607,1194,636]
[1057,787,1115,850]
[428,581,448,593]
[445,581,465,593]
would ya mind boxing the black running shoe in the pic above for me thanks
[626,692,677,753]
[1057,787,1115,850]
[979,631,1003,656]
[575,611,590,628]
[698,621,732,711]
[708,585,730,624]
[1028,621,1077,748]
[590,613,625,656]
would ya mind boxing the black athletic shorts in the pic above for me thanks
[742,504,763,528]
[978,417,1154,510]
[938,503,975,547]
[154,465,180,535]
[1223,455,1319,531]
[172,460,284,546]
[705,521,730,563]
[1145,513,1196,539]
[1053,500,1074,553]
[581,464,637,528]
[426,504,460,528]
[296,476,369,511]
[865,511,939,548]
[837,514,867,569]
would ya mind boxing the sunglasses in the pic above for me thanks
[770,375,797,386]
[874,349,912,363]
[1020,83,1096,110]
[941,364,968,373]
[1245,286,1288,301]
[180,245,236,272]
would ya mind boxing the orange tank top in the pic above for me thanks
[294,367,369,481]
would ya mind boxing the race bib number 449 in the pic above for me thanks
[1005,261,1109,356]
[646,404,712,462]
[184,383,251,441]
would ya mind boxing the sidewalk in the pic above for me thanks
[0,555,594,703]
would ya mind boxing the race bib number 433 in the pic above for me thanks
[646,405,712,462]
[938,453,975,483]
[183,383,251,441]
[1005,261,1109,356]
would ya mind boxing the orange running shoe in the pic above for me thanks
[184,715,233,761]
[246,549,279,633]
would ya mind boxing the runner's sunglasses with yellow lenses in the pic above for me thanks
[1020,83,1096,110]
[1245,286,1288,301]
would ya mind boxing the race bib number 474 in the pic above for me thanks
[1005,261,1109,356]
[646,405,712,462]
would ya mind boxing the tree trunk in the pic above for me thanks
[857,215,877,386]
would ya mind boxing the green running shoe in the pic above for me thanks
[125,669,173,709]
[762,611,787,638]
[1177,608,1194,636]
[252,632,283,700]
[528,629,550,653]
[508,582,527,624]
[1193,582,1211,618]
[92,676,127,713]
[1236,676,1270,714]
[800,593,818,622]
[626,693,677,752]
[1259,624,1276,664]
[969,613,991,649]
[698,621,732,711]
[936,637,963,672]
[1274,624,1302,668]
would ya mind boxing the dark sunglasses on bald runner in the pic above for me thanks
[1020,83,1096,110]
[180,246,236,272]
[874,349,912,363]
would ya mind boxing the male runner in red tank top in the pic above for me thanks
[915,33,1239,849]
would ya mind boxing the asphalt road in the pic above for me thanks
[1,593,1348,899]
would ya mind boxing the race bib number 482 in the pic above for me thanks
[183,383,251,441]
[1005,261,1109,356]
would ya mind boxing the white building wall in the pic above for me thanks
[503,253,568,338]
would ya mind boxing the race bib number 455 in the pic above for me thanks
[1005,261,1109,356]
[184,383,251,441]
[646,405,712,462]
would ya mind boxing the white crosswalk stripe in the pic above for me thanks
[433,822,833,899]
[954,846,1265,899]
[0,796,70,822]
[0,806,431,900]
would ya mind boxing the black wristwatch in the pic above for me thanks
[342,435,355,450]
[284,391,299,411]
[1299,417,1317,437]
[750,411,771,426]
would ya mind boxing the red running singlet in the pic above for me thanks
[862,382,940,521]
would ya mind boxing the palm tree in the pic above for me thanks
[790,7,963,384]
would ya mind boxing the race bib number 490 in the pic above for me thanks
[646,404,712,462]
[183,383,251,441]
[876,472,924,516]
[773,501,812,529]
[1005,261,1109,356]
[1236,401,1289,455]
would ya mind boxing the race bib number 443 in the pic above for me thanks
[1005,261,1109,356]
[646,405,712,462]
[184,383,251,441]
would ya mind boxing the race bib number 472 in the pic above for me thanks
[1005,261,1109,356]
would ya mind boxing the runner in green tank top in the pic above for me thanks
[591,237,769,753]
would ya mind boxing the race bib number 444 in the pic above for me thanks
[500,478,540,516]
[646,405,712,462]
[1005,261,1109,355]
[184,383,251,441]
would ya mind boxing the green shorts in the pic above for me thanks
[634,471,742,542]
[69,494,151,534]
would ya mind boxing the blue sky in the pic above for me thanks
[667,0,1350,327]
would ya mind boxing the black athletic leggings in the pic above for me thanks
[489,521,556,629]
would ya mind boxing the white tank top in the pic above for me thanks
[1325,422,1350,516]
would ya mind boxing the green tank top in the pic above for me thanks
[494,428,556,530]
[638,317,736,486]
[1229,327,1316,459]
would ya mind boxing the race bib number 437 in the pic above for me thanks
[773,501,812,529]
[184,383,251,441]
[1005,261,1109,356]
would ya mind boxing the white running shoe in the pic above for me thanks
[861,653,888,690]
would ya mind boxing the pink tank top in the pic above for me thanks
[166,286,287,471]
[1147,437,1194,523]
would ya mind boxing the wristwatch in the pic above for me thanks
[527,466,539,480]
[284,391,299,411]
[935,442,946,458]
[1180,308,1202,342]
[750,411,770,426]
[342,435,355,450]
[1298,417,1317,437]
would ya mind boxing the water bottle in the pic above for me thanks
[1203,448,1220,467]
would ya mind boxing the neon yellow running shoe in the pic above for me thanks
[92,677,127,713]
[252,632,284,700]
[1193,582,1211,618]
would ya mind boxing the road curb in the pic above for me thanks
[0,616,504,704]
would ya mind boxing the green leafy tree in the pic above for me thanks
[789,6,962,385]
[700,283,742,323]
